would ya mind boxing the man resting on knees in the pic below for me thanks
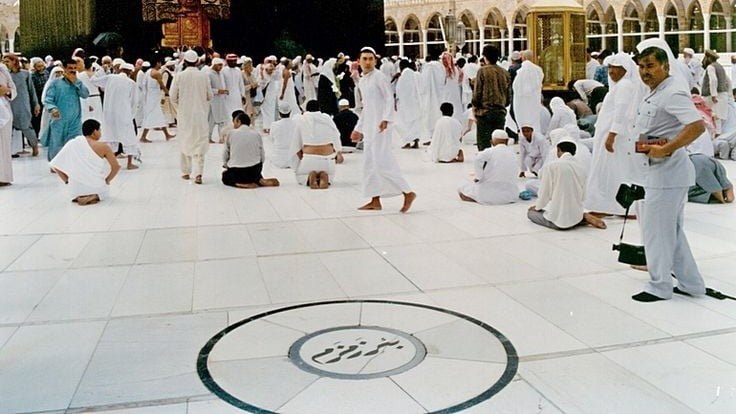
[293,100,343,189]
[429,102,464,163]
[49,119,120,205]
[222,112,280,189]
[527,139,606,230]
[458,129,518,204]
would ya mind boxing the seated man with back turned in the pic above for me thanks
[222,112,280,189]
[293,100,344,189]
[49,119,120,205]
[333,98,359,151]
[527,139,606,230]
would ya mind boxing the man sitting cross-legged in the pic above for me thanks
[49,119,121,205]
[527,139,607,230]
[221,112,280,189]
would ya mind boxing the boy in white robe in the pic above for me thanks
[49,119,120,205]
[519,124,547,177]
[429,102,464,163]
[270,101,299,169]
[395,60,422,149]
[459,129,518,205]
[351,47,416,213]
[528,139,606,230]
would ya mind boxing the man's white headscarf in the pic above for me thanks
[636,38,690,93]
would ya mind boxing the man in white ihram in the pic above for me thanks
[350,47,416,213]
[513,50,544,133]
[458,129,518,205]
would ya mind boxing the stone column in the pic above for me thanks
[398,30,404,57]
[640,22,646,42]
[600,23,607,50]
[726,19,732,52]
[703,13,711,51]
[617,18,624,52]
[500,29,506,56]
[422,29,428,58]
[508,23,515,55]
[479,26,485,51]
[658,14,666,39]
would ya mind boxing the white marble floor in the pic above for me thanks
[1,128,736,414]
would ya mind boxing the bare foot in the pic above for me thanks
[181,174,190,180]
[318,172,329,189]
[400,192,417,213]
[31,146,39,157]
[630,265,648,272]
[194,175,203,185]
[458,192,475,202]
[140,138,152,143]
[127,164,139,170]
[307,171,319,189]
[260,178,280,187]
[165,135,176,141]
[724,187,734,203]
[589,212,613,218]
[358,200,382,211]
[456,149,464,163]
[712,191,726,203]
[583,212,607,229]
[76,195,100,205]
[235,183,258,189]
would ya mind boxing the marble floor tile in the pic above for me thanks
[246,222,313,256]
[292,218,369,252]
[110,262,194,317]
[460,378,564,414]
[27,266,129,322]
[261,302,362,334]
[499,280,669,347]
[521,353,696,414]
[0,321,106,414]
[0,327,16,350]
[70,313,226,408]
[196,224,256,261]
[208,320,304,362]
[379,244,485,290]
[0,269,62,324]
[0,234,39,271]
[86,404,187,414]
[6,233,95,271]
[277,377,427,414]
[188,399,252,413]
[341,215,423,247]
[604,341,736,413]
[317,249,418,297]
[686,331,736,366]
[71,230,146,268]
[257,254,347,304]
[193,257,270,310]
[383,212,473,243]
[135,227,198,264]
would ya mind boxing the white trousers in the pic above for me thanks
[641,186,705,298]
[180,153,205,177]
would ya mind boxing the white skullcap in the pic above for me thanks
[183,50,199,63]
[278,101,292,114]
[510,51,521,60]
[607,54,626,67]
[164,60,176,67]
[360,46,377,56]
[491,129,509,140]
[120,63,134,71]
[683,48,695,56]
[211,58,225,66]
[266,55,277,62]
[142,61,151,68]
[338,99,350,107]
[45,55,53,62]
[590,51,600,57]
[112,58,124,66]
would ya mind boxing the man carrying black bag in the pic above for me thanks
[631,39,707,302]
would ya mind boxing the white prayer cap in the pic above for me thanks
[236,57,244,65]
[45,55,53,62]
[266,55,277,62]
[173,52,179,58]
[491,129,509,140]
[183,50,199,63]
[142,61,151,68]
[30,57,44,66]
[120,63,134,71]
[211,58,225,66]
[683,48,695,56]
[360,46,377,56]
[278,101,292,114]
[305,54,314,61]
[112,58,124,66]
[607,54,626,67]
[590,51,600,57]
[602,55,614,66]
[164,60,176,67]
[338,99,350,107]
[510,51,521,60]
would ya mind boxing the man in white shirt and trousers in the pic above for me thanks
[351,47,416,213]
[170,50,213,185]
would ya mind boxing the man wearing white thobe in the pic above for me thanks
[0,63,15,186]
[351,47,416,213]
[429,103,464,163]
[458,129,518,205]
[682,48,702,92]
[97,63,139,170]
[513,50,544,133]
[701,49,731,135]
[302,55,318,105]
[395,60,422,148]
[170,50,213,184]
[208,58,229,142]
[270,101,299,168]
[519,124,547,177]
[223,54,245,116]
[419,54,444,143]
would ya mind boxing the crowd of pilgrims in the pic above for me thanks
[0,42,732,223]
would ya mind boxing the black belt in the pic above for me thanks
[89,94,101,97]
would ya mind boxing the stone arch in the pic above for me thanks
[623,0,646,21]
[425,12,443,32]
[586,0,606,22]
[458,9,478,31]
[401,14,422,33]
[482,7,506,29]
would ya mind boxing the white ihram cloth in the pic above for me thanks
[134,70,146,125]
[222,66,245,115]
[0,64,14,183]
[292,111,342,184]
[356,69,411,198]
[49,136,110,199]
[78,71,102,122]
[419,61,444,140]
[548,97,577,133]
[98,73,138,154]
[584,52,645,215]
[442,71,464,125]
[428,116,463,162]
[262,70,280,129]
[395,68,423,145]
[270,116,299,168]
[537,153,587,229]
[141,71,168,129]
[459,144,518,205]
[280,72,300,116]
[170,66,213,156]
[513,60,544,132]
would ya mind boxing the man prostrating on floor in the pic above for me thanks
[350,46,416,213]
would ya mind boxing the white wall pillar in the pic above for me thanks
[600,23,607,50]
[500,29,506,56]
[422,29,428,58]
[398,30,404,57]
[703,13,711,51]
[639,22,646,42]
[479,26,485,52]
[617,18,624,52]
[727,19,732,52]
[508,23,514,55]
[658,14,666,39]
